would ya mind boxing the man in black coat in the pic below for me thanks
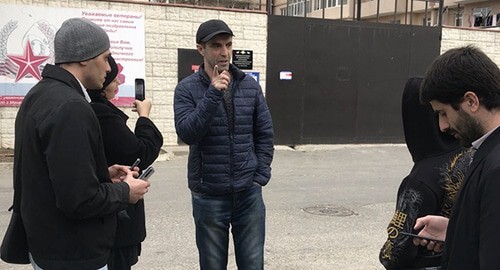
[12,18,150,270]
[414,46,500,269]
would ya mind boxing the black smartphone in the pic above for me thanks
[138,165,155,181]
[130,158,141,170]
[399,231,444,243]
[135,78,145,101]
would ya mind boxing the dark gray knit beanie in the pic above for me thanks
[54,18,110,64]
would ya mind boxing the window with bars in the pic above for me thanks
[326,0,347,8]
[287,0,312,16]
[313,0,322,11]
[473,7,492,27]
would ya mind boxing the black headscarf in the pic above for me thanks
[102,56,118,90]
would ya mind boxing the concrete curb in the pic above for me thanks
[155,143,407,161]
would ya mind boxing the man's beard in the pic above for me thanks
[451,109,484,147]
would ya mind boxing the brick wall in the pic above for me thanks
[441,26,500,67]
[0,0,267,148]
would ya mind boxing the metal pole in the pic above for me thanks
[266,0,272,14]
[352,0,356,21]
[425,1,428,26]
[376,0,380,22]
[394,0,398,24]
[357,0,361,21]
[405,0,408,24]
[322,0,325,19]
[341,0,344,20]
[438,0,443,27]
[304,0,307,17]
[410,0,413,25]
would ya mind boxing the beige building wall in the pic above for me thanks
[0,0,267,148]
[441,26,500,66]
[360,0,499,27]
[275,0,499,27]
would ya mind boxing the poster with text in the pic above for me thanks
[0,4,145,107]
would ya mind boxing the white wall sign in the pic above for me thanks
[0,4,145,106]
[280,71,292,80]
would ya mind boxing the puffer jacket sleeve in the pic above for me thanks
[252,84,274,186]
[174,79,224,145]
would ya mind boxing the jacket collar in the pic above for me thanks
[469,126,500,167]
[87,90,129,121]
[41,64,85,99]
[462,127,500,186]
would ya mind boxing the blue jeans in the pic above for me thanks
[192,185,266,270]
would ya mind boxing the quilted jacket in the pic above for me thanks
[174,63,274,195]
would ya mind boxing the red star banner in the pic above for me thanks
[7,40,49,82]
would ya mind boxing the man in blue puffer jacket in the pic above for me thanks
[174,19,274,270]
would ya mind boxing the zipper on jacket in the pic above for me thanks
[223,87,235,195]
[200,150,204,184]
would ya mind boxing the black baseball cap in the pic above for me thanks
[196,19,234,44]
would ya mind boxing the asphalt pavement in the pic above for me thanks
[0,144,412,270]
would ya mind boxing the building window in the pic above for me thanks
[287,0,312,16]
[288,0,304,16]
[422,17,431,26]
[455,16,463,27]
[473,7,492,26]
[454,7,464,27]
[286,0,338,15]
[288,0,302,16]
[313,0,322,11]
[326,0,347,8]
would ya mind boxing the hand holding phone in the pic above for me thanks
[135,78,145,101]
[399,231,445,243]
[118,159,140,220]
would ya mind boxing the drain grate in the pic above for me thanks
[302,205,357,217]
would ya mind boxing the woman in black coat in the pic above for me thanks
[87,56,163,270]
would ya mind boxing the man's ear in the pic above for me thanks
[463,91,480,112]
[196,44,204,56]
[79,60,89,67]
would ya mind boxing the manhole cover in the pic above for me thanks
[302,205,356,217]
